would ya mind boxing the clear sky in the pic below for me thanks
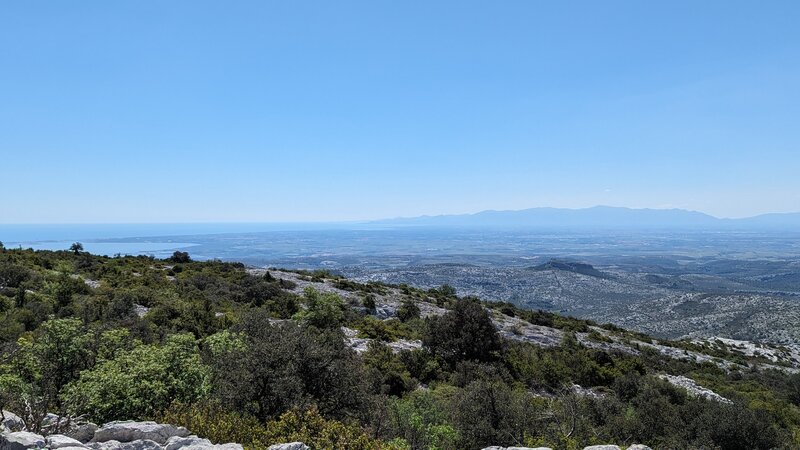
[1,1,799,223]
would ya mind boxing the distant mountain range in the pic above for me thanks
[374,206,800,229]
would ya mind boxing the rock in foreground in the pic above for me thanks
[1,431,46,450]
[91,422,189,445]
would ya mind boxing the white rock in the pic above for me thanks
[267,444,309,450]
[165,436,211,450]
[627,445,653,450]
[583,446,621,450]
[481,447,552,450]
[133,305,150,318]
[67,423,99,444]
[658,374,732,404]
[2,411,25,432]
[92,422,189,445]
[46,435,86,449]
[86,441,121,450]
[0,431,46,450]
[87,440,163,450]
[212,445,242,450]
[161,436,241,450]
[116,440,163,450]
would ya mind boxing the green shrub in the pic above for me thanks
[63,333,209,423]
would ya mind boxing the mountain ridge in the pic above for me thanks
[374,205,800,229]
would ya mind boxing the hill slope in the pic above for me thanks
[1,248,799,449]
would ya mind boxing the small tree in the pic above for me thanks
[396,299,420,322]
[363,294,377,311]
[294,287,345,329]
[169,251,192,263]
[69,242,84,255]
[423,298,501,365]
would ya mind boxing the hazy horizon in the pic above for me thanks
[2,204,800,226]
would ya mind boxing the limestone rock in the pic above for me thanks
[67,424,98,444]
[481,447,552,450]
[213,445,242,450]
[165,436,212,450]
[87,440,162,450]
[582,446,621,450]
[1,412,25,433]
[86,440,121,450]
[92,422,189,445]
[163,436,242,450]
[0,431,46,450]
[46,435,86,449]
[267,444,310,450]
[658,374,732,404]
[116,440,163,450]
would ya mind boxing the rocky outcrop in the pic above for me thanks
[91,422,189,445]
[481,446,553,450]
[1,420,242,450]
[1,431,46,450]
[163,436,240,450]
[342,327,422,354]
[46,435,85,449]
[658,374,732,404]
[65,425,98,445]
[1,412,25,433]
[482,445,651,450]
[267,444,310,450]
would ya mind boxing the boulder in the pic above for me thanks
[46,435,86,449]
[582,446,621,450]
[165,436,212,450]
[213,445,242,450]
[267,444,309,450]
[481,447,552,450]
[41,414,65,432]
[1,412,25,433]
[0,432,46,450]
[92,422,189,445]
[86,441,122,450]
[87,440,161,450]
[67,424,99,444]
[627,446,652,450]
[162,435,243,450]
[116,440,163,450]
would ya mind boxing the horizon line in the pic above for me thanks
[2,205,800,226]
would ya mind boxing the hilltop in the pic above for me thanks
[2,247,800,449]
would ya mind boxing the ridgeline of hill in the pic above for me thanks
[2,245,800,449]
[376,205,800,229]
[529,260,612,279]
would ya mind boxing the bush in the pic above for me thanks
[293,287,345,329]
[63,333,209,423]
[396,300,420,323]
[211,310,367,421]
[423,298,501,365]
[169,251,192,263]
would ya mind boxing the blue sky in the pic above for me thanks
[1,1,799,223]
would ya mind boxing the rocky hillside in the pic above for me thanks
[2,248,800,449]
[0,416,652,450]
